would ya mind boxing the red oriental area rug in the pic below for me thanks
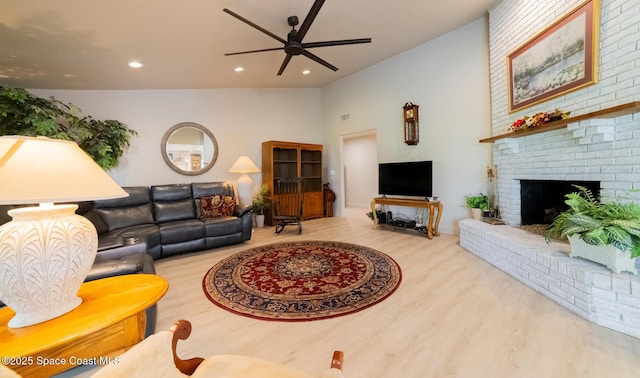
[202,240,402,321]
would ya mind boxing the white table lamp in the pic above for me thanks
[228,156,260,207]
[0,136,128,328]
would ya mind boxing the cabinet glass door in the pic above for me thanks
[273,147,298,194]
[300,149,322,192]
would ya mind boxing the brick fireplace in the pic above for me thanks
[493,115,638,226]
[486,0,640,227]
[458,0,640,339]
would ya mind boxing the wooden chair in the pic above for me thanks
[87,319,344,378]
[273,178,305,234]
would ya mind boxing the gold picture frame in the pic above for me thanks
[507,0,600,112]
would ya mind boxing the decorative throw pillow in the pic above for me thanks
[200,195,236,219]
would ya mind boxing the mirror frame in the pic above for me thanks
[161,122,219,176]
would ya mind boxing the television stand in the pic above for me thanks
[370,197,443,239]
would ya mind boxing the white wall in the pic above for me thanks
[29,88,322,196]
[321,18,492,234]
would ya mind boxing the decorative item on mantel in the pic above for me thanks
[546,185,640,275]
[507,108,571,133]
[403,102,419,145]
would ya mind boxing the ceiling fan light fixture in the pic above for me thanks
[222,0,371,76]
[234,67,244,72]
[128,61,143,68]
[302,70,310,75]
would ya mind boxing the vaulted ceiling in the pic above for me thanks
[0,0,499,90]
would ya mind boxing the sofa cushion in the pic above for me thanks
[94,186,151,207]
[82,210,110,234]
[200,195,236,219]
[154,199,196,224]
[89,330,186,378]
[151,184,192,202]
[191,182,234,199]
[158,219,205,245]
[203,216,243,236]
[94,203,155,231]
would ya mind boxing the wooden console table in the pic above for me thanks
[371,197,443,239]
[0,274,168,377]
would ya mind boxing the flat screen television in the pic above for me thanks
[378,161,433,198]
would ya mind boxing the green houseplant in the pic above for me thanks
[546,185,640,274]
[0,87,137,170]
[465,194,488,220]
[251,184,271,227]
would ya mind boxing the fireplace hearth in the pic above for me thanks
[520,180,600,225]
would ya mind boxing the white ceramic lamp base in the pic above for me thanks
[236,174,254,207]
[0,204,98,328]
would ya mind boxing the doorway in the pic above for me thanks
[341,130,378,218]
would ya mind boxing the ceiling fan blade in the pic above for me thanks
[302,50,338,71]
[225,47,285,56]
[223,8,287,44]
[303,38,372,49]
[277,55,293,76]
[297,0,325,41]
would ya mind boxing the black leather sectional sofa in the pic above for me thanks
[88,181,253,260]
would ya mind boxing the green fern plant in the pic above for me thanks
[546,185,640,258]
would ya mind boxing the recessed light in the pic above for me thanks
[128,61,143,68]
[234,67,244,72]
[302,70,310,75]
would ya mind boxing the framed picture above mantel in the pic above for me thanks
[507,0,600,112]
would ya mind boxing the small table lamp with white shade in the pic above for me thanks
[0,136,129,328]
[228,156,261,207]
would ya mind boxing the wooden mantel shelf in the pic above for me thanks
[480,101,640,143]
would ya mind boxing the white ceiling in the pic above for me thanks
[0,0,499,90]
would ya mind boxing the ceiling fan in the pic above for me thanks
[223,0,372,76]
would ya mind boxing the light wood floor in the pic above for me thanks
[71,214,640,377]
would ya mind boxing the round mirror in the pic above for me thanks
[161,122,218,176]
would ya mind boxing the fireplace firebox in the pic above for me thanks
[520,180,600,225]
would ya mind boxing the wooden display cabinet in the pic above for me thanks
[262,141,324,226]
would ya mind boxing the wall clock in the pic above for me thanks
[403,102,419,145]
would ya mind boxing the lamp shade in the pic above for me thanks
[0,136,128,204]
[228,156,260,174]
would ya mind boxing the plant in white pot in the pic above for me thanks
[251,184,270,228]
[465,194,488,220]
[546,186,640,274]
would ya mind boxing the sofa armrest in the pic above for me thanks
[234,204,252,218]
[85,254,154,282]
[97,235,124,251]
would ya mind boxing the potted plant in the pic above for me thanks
[251,184,270,228]
[465,194,488,220]
[546,185,640,274]
[0,87,137,170]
